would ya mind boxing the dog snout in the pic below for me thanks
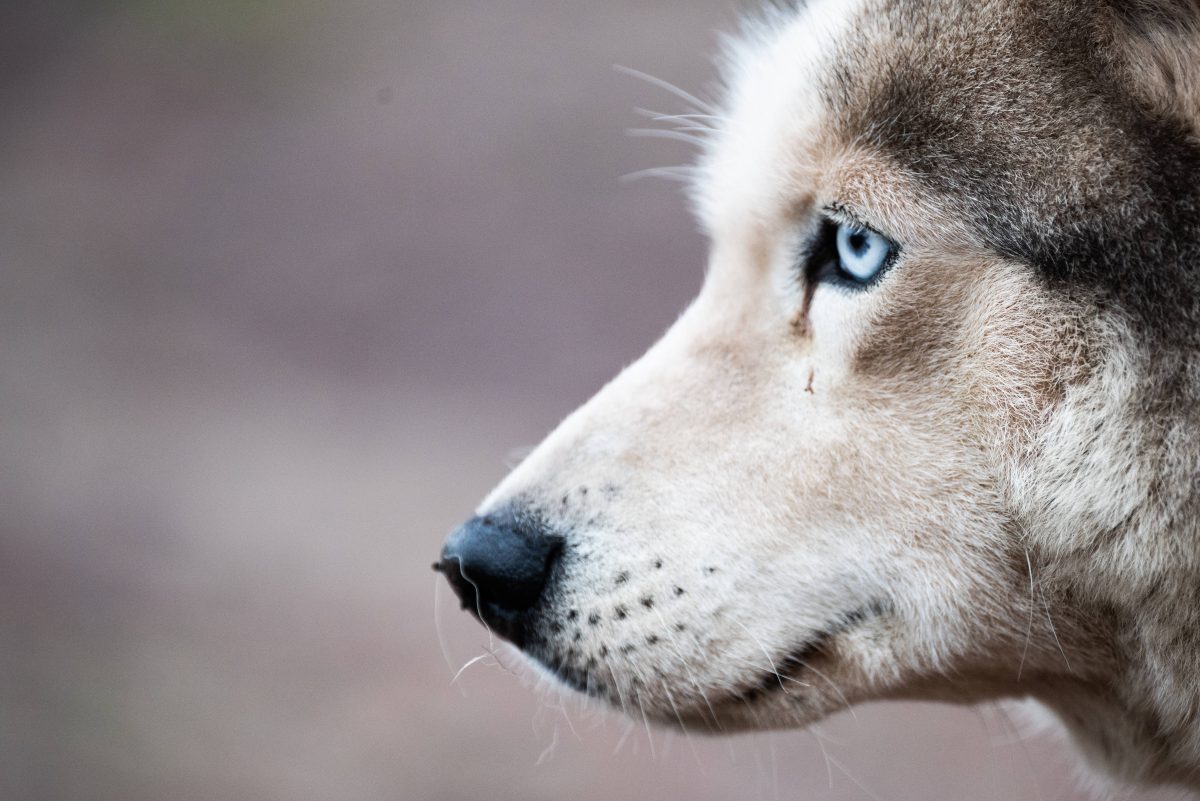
[436,507,562,647]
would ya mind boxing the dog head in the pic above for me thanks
[438,0,1200,785]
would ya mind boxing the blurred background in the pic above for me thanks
[0,2,1182,799]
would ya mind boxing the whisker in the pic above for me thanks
[613,64,718,114]
[661,682,705,773]
[625,128,709,146]
[619,166,698,184]
[481,643,522,679]
[788,660,853,717]
[1037,582,1073,674]
[809,725,836,790]
[632,107,722,127]
[634,687,658,760]
[613,719,637,756]
[827,752,887,801]
[732,619,790,694]
[450,652,492,685]
[535,722,560,766]
[548,661,584,741]
[433,576,468,695]
[647,606,726,732]
[1018,547,1035,680]
[609,663,632,718]
[444,555,498,649]
[779,674,814,689]
[717,648,802,688]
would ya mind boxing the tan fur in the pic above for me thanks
[1104,0,1200,134]
[452,0,1200,790]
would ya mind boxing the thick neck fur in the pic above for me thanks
[1014,327,1200,787]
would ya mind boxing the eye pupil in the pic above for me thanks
[848,232,867,256]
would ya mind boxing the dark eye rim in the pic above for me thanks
[801,214,901,291]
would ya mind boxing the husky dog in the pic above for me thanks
[436,0,1200,788]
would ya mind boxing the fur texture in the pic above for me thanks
[446,0,1200,789]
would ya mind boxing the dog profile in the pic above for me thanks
[436,0,1200,789]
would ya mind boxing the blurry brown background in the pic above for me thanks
[0,2,1179,800]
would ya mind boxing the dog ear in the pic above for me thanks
[1103,0,1200,132]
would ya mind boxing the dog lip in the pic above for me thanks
[724,598,892,706]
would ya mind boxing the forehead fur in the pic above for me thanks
[703,0,1200,342]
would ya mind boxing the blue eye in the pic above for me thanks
[835,223,892,283]
[802,217,898,289]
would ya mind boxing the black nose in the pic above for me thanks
[436,508,562,647]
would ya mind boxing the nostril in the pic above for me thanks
[437,508,563,646]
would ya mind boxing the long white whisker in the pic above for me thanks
[481,643,521,678]
[446,555,498,650]
[613,719,637,756]
[433,576,468,696]
[660,682,705,773]
[789,660,855,718]
[546,660,583,741]
[731,619,790,694]
[613,64,718,114]
[1018,547,1035,680]
[827,752,887,801]
[647,605,726,734]
[653,609,726,732]
[632,107,722,127]
[809,725,836,790]
[619,166,698,184]
[718,648,809,687]
[625,128,708,146]
[634,687,658,760]
[1037,583,1073,674]
[609,661,631,719]
[535,722,560,766]
[779,674,814,689]
[450,652,492,685]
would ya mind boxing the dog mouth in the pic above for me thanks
[435,510,893,719]
[719,600,892,708]
[523,598,892,719]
